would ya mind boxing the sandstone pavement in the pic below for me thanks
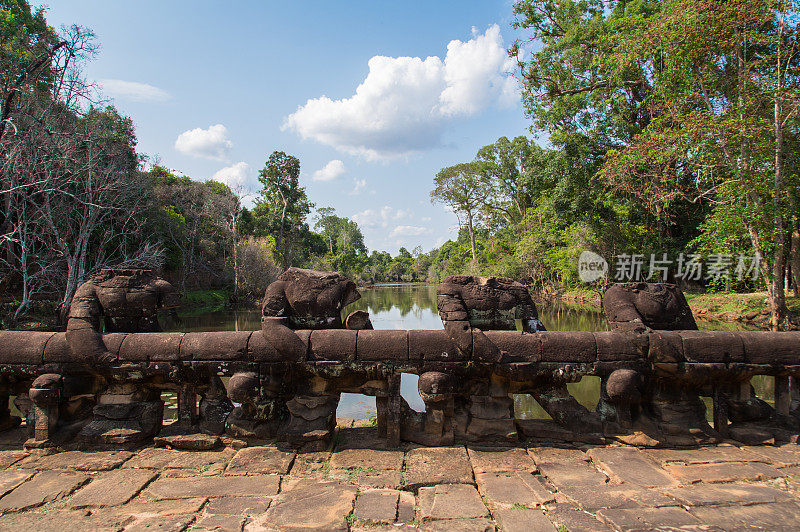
[0,424,800,530]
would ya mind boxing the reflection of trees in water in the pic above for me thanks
[537,301,608,332]
[344,284,438,319]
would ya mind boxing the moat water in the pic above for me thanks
[163,283,771,421]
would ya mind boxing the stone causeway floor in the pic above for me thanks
[2,421,800,530]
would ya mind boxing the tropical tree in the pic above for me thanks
[431,162,491,262]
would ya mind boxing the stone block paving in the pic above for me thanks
[6,430,800,530]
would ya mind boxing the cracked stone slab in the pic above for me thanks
[597,506,702,531]
[193,513,246,531]
[740,444,800,467]
[643,445,761,465]
[527,446,590,464]
[224,446,295,475]
[0,450,27,469]
[666,482,794,507]
[587,447,678,487]
[353,488,400,524]
[0,470,91,512]
[468,447,536,474]
[329,448,404,471]
[689,501,800,530]
[418,518,496,531]
[536,460,608,488]
[417,484,488,520]
[17,450,133,471]
[287,450,331,478]
[122,447,182,469]
[663,461,782,484]
[329,467,402,489]
[124,513,196,532]
[204,496,271,516]
[476,471,554,508]
[404,447,474,490]
[67,468,157,508]
[545,502,613,532]
[143,474,280,499]
[494,507,556,532]
[250,479,357,531]
[0,469,32,499]
[557,483,676,511]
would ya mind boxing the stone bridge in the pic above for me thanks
[0,272,800,530]
[0,327,798,450]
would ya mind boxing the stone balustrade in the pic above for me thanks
[0,327,798,449]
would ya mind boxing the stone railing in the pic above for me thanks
[0,327,799,449]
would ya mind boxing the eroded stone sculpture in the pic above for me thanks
[2,270,800,451]
[603,282,697,332]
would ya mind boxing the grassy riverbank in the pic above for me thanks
[546,288,800,330]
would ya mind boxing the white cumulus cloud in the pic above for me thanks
[312,159,346,182]
[352,206,412,228]
[389,225,432,238]
[99,79,170,102]
[284,25,517,161]
[212,162,255,190]
[175,124,233,161]
[349,178,367,195]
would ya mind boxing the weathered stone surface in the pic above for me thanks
[527,445,589,464]
[545,502,613,532]
[329,467,402,489]
[0,470,32,498]
[663,461,782,484]
[420,518,496,532]
[398,490,415,522]
[122,447,182,469]
[597,506,702,531]
[329,448,404,471]
[0,450,27,469]
[161,449,236,471]
[689,501,800,530]
[535,460,608,488]
[193,513,245,531]
[225,446,295,475]
[417,484,488,520]
[67,468,156,508]
[250,479,357,531]
[587,447,678,487]
[18,450,133,470]
[143,474,280,499]
[204,496,271,516]
[666,482,793,507]
[0,470,91,511]
[494,508,555,532]
[154,432,221,450]
[643,445,759,465]
[467,447,536,474]
[475,472,554,508]
[124,513,196,532]
[404,446,474,490]
[353,489,400,524]
[287,450,331,477]
[0,509,130,532]
[742,444,800,467]
[557,483,676,511]
[113,495,207,516]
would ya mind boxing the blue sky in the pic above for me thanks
[41,1,533,254]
